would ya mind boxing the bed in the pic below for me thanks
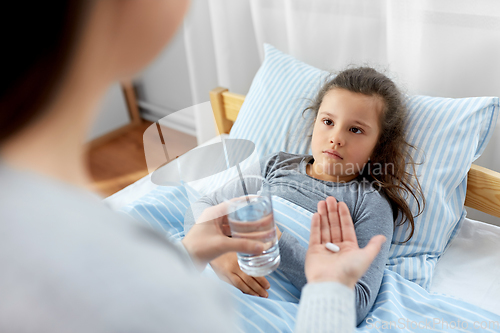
[106,45,500,332]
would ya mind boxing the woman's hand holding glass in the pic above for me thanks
[182,202,271,297]
[182,202,265,269]
[305,197,387,289]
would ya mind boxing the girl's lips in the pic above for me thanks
[323,151,343,160]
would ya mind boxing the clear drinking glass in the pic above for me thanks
[225,175,280,276]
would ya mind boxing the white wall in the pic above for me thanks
[134,26,195,136]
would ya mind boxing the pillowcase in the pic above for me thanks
[229,44,326,157]
[229,44,499,290]
[389,95,498,289]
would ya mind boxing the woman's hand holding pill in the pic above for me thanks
[304,197,387,289]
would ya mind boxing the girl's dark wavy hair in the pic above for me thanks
[303,67,425,242]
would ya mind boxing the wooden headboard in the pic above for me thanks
[209,86,500,219]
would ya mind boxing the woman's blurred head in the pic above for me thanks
[0,1,90,143]
[0,0,189,144]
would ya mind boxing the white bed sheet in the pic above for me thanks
[104,134,500,316]
[429,216,500,315]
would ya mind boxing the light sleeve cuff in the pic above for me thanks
[295,282,355,333]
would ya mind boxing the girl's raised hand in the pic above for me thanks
[305,197,387,289]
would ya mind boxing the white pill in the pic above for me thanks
[325,242,340,253]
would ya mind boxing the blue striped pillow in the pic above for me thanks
[229,44,326,156]
[388,95,498,289]
[230,44,499,289]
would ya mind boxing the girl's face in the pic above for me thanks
[308,88,383,183]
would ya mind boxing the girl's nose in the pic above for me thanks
[330,131,345,147]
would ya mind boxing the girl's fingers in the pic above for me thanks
[254,276,271,291]
[326,197,341,243]
[338,202,357,243]
[238,274,269,298]
[231,274,260,297]
[317,200,331,243]
[309,213,321,246]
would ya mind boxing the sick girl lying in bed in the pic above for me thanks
[184,67,425,325]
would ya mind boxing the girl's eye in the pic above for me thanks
[350,127,362,134]
[322,119,333,126]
